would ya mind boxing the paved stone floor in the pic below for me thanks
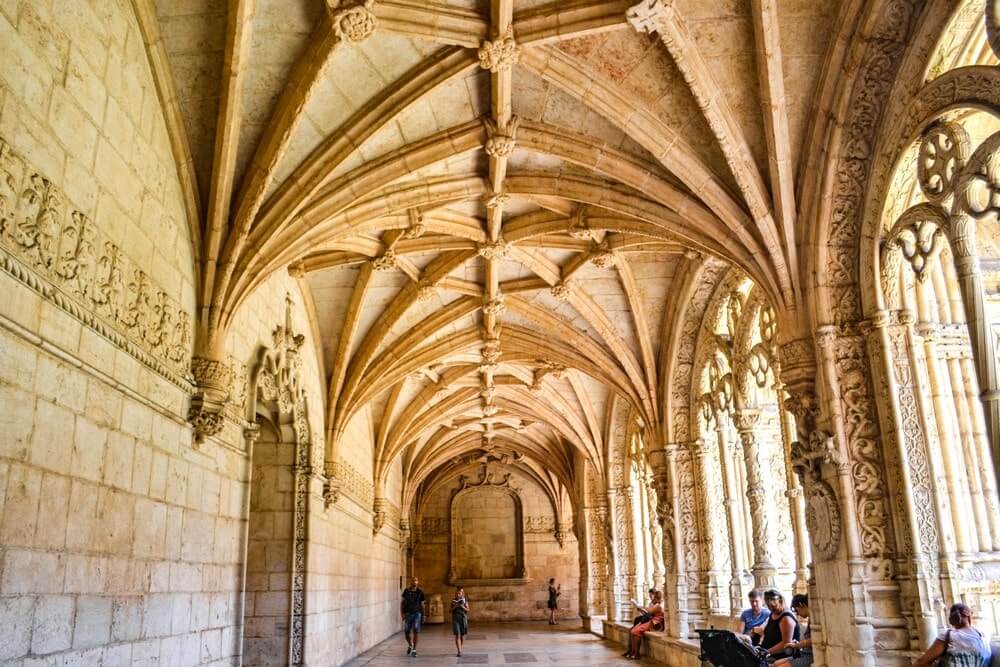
[343,621,659,666]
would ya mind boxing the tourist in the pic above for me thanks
[756,589,799,659]
[451,585,469,657]
[912,603,991,667]
[624,589,664,659]
[401,576,426,657]
[774,594,813,667]
[547,578,561,624]
[736,588,770,645]
[633,588,660,627]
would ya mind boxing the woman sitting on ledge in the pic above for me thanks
[624,589,664,660]
[912,603,991,667]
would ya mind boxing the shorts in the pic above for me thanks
[404,612,422,634]
[452,615,468,636]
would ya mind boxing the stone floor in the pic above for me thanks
[343,621,659,666]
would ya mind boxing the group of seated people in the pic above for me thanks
[736,588,812,666]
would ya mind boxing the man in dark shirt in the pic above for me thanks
[400,576,426,657]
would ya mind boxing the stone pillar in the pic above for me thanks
[951,214,1000,493]
[608,487,636,621]
[690,440,726,615]
[958,355,1000,550]
[733,409,777,588]
[772,378,810,593]
[649,444,689,638]
[712,413,749,614]
[862,311,940,648]
[646,473,666,591]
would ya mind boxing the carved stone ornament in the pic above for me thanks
[483,190,510,209]
[482,294,506,316]
[804,480,841,561]
[567,207,592,240]
[416,280,437,302]
[917,121,970,204]
[477,239,510,260]
[0,137,193,383]
[589,240,616,269]
[188,356,235,443]
[478,29,520,72]
[626,0,666,34]
[287,259,306,278]
[484,116,520,158]
[481,337,502,363]
[550,282,571,301]
[371,248,397,271]
[328,0,377,42]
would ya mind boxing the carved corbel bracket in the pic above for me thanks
[188,356,235,445]
[323,473,341,509]
[373,497,390,536]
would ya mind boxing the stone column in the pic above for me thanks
[649,444,688,638]
[772,378,810,593]
[863,311,940,648]
[646,473,666,591]
[951,214,1000,493]
[608,487,636,621]
[690,440,726,615]
[958,354,1000,550]
[733,409,777,588]
[946,354,988,553]
[713,413,749,614]
[917,324,974,557]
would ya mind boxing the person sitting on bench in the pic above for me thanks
[624,589,664,659]
[752,589,800,660]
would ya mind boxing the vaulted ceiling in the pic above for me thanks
[142,0,937,506]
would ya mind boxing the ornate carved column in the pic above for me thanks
[733,409,776,588]
[689,439,726,616]
[607,486,636,621]
[646,473,666,591]
[648,444,688,638]
[862,311,940,648]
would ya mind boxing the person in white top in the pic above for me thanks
[913,603,991,667]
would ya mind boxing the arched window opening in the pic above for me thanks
[878,110,1000,637]
[925,0,999,82]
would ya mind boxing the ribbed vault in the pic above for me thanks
[148,0,977,520]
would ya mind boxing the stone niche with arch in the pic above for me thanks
[412,462,579,621]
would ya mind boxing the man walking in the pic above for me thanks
[401,576,426,657]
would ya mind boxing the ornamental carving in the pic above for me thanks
[371,249,397,271]
[483,190,510,209]
[989,0,1000,57]
[251,296,314,667]
[589,240,616,269]
[482,294,506,316]
[328,0,377,42]
[481,337,502,363]
[477,239,510,260]
[524,515,555,533]
[0,137,193,379]
[327,457,374,507]
[804,480,841,561]
[568,208,592,240]
[483,116,520,158]
[550,282,571,301]
[478,29,519,72]
[416,280,437,302]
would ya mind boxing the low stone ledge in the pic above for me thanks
[601,621,703,666]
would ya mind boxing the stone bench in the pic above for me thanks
[601,621,705,666]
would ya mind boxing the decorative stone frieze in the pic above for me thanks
[478,29,520,72]
[327,457,374,507]
[0,137,193,381]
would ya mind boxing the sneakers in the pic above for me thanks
[406,645,412,656]
[411,650,417,657]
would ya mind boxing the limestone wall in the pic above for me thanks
[412,465,579,622]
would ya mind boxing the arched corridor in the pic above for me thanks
[1,1,999,666]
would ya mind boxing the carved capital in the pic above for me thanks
[329,0,377,42]
[478,29,519,72]
[732,409,760,433]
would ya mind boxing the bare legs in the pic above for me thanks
[454,633,464,656]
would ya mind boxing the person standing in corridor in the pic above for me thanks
[547,578,561,624]
[401,577,426,657]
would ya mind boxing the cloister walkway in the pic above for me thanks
[344,621,658,666]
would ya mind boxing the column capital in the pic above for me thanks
[732,409,761,433]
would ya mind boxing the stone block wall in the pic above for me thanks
[412,465,579,622]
